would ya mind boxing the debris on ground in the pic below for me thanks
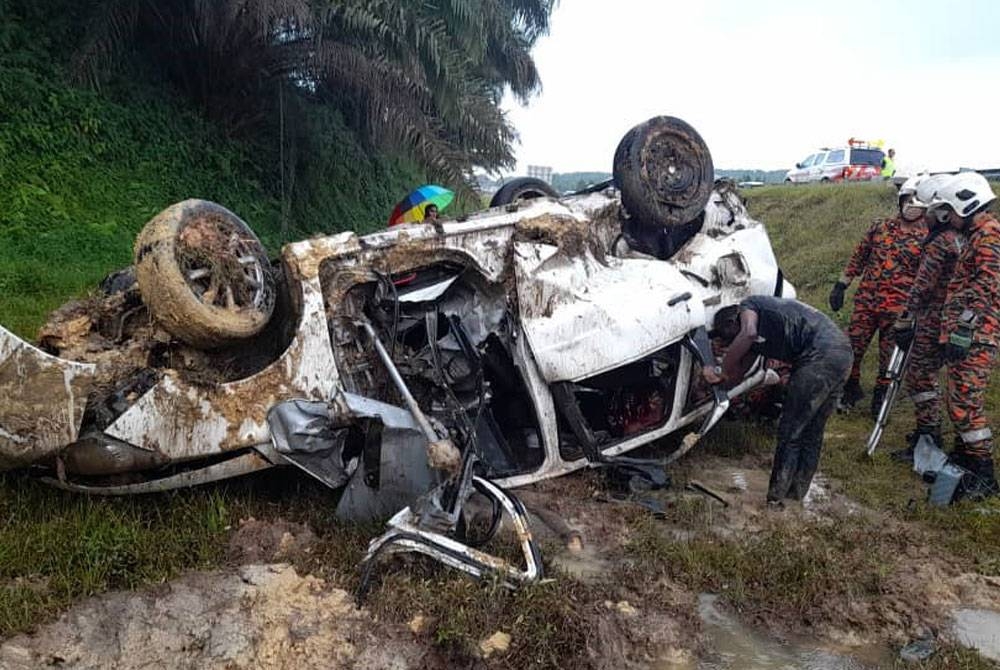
[606,600,639,618]
[407,614,433,636]
[478,631,512,658]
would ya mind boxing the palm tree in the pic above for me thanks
[74,0,556,183]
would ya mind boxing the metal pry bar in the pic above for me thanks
[865,341,912,457]
[358,318,461,473]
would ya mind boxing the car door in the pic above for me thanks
[789,154,814,182]
[822,149,846,180]
[807,152,827,182]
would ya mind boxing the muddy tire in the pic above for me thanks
[134,200,275,349]
[489,177,559,207]
[613,116,714,229]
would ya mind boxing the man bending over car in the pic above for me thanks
[706,296,852,505]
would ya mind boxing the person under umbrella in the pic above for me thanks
[388,185,453,226]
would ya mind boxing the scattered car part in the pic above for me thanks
[489,177,560,207]
[593,491,669,519]
[134,199,276,348]
[911,435,969,506]
[358,462,542,602]
[866,342,912,457]
[686,480,731,507]
[913,434,949,477]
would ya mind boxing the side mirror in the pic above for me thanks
[795,162,803,169]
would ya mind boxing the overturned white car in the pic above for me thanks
[0,117,792,585]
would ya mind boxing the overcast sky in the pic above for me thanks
[502,0,1000,176]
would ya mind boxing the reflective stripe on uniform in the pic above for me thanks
[960,427,993,444]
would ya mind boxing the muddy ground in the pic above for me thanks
[3,435,999,670]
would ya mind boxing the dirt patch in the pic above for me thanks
[0,563,440,670]
[227,517,317,564]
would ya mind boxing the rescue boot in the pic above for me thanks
[891,426,942,464]
[839,378,864,409]
[870,384,888,421]
[951,455,999,502]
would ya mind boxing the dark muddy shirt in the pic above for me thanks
[739,295,847,363]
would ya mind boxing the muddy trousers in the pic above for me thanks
[768,345,853,502]
[905,320,944,431]
[846,303,895,387]
[947,343,998,460]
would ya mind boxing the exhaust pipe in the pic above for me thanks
[61,434,168,476]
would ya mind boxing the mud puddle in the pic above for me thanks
[952,607,1000,662]
[660,594,889,670]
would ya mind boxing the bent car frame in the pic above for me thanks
[0,116,793,587]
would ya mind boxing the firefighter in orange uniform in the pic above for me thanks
[892,175,964,462]
[829,178,928,417]
[932,172,1000,500]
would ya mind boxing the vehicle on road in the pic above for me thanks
[785,139,885,184]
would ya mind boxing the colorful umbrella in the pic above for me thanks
[388,184,454,226]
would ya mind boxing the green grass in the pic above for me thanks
[0,475,233,636]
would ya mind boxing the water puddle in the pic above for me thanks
[952,608,1000,662]
[659,594,887,669]
[549,544,611,582]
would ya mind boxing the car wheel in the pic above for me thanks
[489,177,559,207]
[134,199,276,349]
[613,116,714,229]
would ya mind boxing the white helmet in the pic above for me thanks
[898,175,928,208]
[915,173,954,209]
[929,172,996,218]
[898,175,926,199]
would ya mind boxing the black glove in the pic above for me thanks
[944,310,977,363]
[893,313,915,348]
[829,281,847,312]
